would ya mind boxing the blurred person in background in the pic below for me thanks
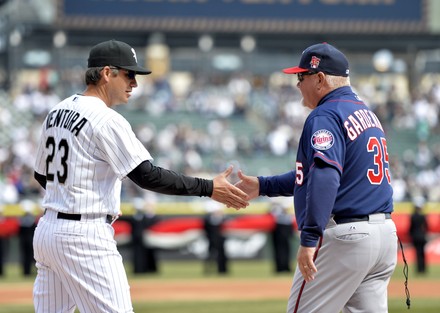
[203,200,228,275]
[0,205,5,276]
[269,198,294,273]
[409,198,428,274]
[130,197,159,274]
[18,199,38,276]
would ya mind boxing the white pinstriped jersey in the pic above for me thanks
[34,94,152,216]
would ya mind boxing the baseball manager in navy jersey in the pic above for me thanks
[236,43,397,313]
[33,40,249,313]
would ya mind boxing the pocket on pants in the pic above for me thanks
[54,231,85,238]
[331,224,370,243]
[336,233,369,241]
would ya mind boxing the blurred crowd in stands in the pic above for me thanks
[1,69,440,208]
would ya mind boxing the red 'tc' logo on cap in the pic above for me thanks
[310,56,321,69]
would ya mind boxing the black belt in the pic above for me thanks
[57,212,113,224]
[333,213,391,224]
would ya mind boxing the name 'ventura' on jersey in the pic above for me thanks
[45,109,89,137]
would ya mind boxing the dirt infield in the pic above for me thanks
[1,279,438,305]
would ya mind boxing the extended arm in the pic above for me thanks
[258,171,296,197]
[128,161,248,209]
[128,160,212,196]
[235,170,295,200]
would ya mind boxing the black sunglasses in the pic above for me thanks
[297,71,318,82]
[109,66,136,80]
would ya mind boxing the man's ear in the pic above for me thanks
[102,66,113,82]
[317,72,326,84]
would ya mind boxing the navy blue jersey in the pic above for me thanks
[294,86,393,242]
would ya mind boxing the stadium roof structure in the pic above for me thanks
[56,0,429,35]
[47,0,440,53]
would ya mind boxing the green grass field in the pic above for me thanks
[131,299,440,313]
[1,260,439,313]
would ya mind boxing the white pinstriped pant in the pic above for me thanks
[287,213,397,313]
[33,209,133,313]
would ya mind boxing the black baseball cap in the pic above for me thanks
[283,43,349,77]
[88,40,151,75]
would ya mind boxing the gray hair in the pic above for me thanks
[84,67,119,85]
[325,75,350,89]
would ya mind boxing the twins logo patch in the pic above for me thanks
[310,56,321,69]
[311,129,334,150]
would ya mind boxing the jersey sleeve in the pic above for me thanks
[258,171,295,197]
[305,115,345,175]
[96,114,153,179]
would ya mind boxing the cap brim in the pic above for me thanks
[119,65,152,75]
[282,66,309,74]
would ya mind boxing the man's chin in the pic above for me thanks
[301,99,313,110]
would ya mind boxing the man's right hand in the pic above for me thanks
[211,166,249,209]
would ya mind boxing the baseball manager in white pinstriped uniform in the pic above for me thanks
[33,40,249,313]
